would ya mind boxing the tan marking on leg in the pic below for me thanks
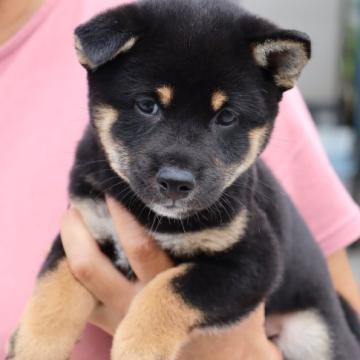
[224,125,269,188]
[12,261,95,360]
[156,85,174,107]
[152,209,248,255]
[211,90,228,112]
[112,265,202,360]
[93,104,130,183]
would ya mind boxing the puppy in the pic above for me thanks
[8,0,360,359]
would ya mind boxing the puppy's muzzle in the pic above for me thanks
[156,166,196,201]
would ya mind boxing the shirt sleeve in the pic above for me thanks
[262,88,360,256]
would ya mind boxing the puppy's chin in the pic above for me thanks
[150,204,187,219]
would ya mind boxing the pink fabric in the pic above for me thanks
[1,0,359,358]
[263,89,360,255]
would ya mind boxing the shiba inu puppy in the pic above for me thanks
[8,0,360,359]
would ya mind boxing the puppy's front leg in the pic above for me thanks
[7,258,96,360]
[111,265,201,360]
[112,235,277,360]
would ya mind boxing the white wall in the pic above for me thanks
[241,0,343,106]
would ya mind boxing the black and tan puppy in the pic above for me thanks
[8,0,360,359]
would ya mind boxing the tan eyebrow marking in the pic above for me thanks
[211,90,228,112]
[156,85,174,107]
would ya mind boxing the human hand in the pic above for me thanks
[60,197,282,359]
[60,196,172,334]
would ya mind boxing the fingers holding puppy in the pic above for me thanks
[60,197,173,334]
[61,208,135,310]
[106,196,173,282]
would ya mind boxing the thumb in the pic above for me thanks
[106,196,173,283]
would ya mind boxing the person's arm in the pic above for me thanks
[327,249,360,314]
[61,199,282,360]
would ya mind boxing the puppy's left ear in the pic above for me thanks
[251,30,311,90]
[74,4,143,70]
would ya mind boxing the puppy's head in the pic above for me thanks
[75,0,311,219]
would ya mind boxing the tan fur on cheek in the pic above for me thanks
[224,125,269,188]
[211,90,228,112]
[12,261,95,360]
[112,265,202,360]
[93,104,131,183]
[157,85,174,107]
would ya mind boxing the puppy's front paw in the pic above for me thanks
[6,327,71,360]
[111,266,199,360]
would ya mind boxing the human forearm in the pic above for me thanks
[327,248,360,314]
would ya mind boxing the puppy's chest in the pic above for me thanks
[71,197,248,271]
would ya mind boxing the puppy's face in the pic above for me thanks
[75,0,310,218]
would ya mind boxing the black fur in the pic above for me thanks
[37,0,360,358]
[339,295,360,342]
[39,234,65,276]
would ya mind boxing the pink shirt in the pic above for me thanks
[1,0,360,358]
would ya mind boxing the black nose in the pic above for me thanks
[156,167,196,200]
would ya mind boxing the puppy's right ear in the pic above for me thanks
[74,4,142,70]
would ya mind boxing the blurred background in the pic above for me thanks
[242,0,360,281]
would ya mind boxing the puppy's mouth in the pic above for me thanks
[150,202,189,219]
[128,166,224,219]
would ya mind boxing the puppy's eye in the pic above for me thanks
[215,109,238,127]
[135,98,160,116]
